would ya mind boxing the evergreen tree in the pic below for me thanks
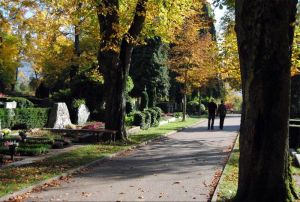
[130,37,170,106]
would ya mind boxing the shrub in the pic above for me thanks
[0,109,11,128]
[52,88,72,103]
[140,89,148,111]
[72,98,86,109]
[13,108,50,129]
[152,107,162,121]
[126,100,135,114]
[7,97,34,108]
[187,101,199,114]
[157,102,169,113]
[142,111,151,129]
[17,145,49,156]
[132,111,146,128]
[174,112,182,118]
[145,108,159,127]
[125,115,134,126]
[25,137,54,145]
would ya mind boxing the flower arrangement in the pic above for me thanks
[4,141,18,147]
[2,129,11,136]
[82,122,105,130]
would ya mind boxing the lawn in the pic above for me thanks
[217,139,300,201]
[0,117,203,198]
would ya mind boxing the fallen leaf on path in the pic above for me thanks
[81,192,91,197]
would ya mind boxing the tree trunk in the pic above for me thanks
[97,0,148,140]
[198,88,201,116]
[235,0,298,201]
[182,70,188,121]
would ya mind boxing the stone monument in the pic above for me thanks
[48,103,72,129]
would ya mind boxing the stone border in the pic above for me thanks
[0,119,206,202]
[211,134,239,202]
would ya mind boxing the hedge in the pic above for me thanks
[145,108,158,127]
[0,108,50,129]
[142,111,151,130]
[7,97,34,108]
[0,109,13,128]
[152,107,162,122]
[132,111,146,128]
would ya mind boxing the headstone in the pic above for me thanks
[48,103,72,129]
[77,104,90,125]
[4,101,17,109]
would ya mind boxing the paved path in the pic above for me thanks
[26,115,241,202]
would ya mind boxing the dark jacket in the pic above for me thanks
[217,104,227,117]
[207,102,217,116]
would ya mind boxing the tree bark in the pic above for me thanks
[182,70,188,121]
[97,0,148,140]
[235,0,298,201]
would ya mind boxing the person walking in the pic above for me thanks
[217,100,227,130]
[207,99,217,130]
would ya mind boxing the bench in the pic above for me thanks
[43,128,118,143]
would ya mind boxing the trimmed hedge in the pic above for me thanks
[152,107,162,122]
[0,109,13,128]
[7,97,34,108]
[132,111,145,128]
[142,111,151,130]
[0,108,50,129]
[145,108,158,127]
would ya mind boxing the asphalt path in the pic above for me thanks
[26,115,240,202]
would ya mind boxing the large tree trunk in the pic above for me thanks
[97,0,148,140]
[235,0,298,201]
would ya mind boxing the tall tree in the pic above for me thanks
[130,37,170,107]
[235,0,298,201]
[97,0,148,140]
[170,11,217,121]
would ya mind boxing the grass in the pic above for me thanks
[217,140,300,201]
[217,140,239,201]
[0,117,203,198]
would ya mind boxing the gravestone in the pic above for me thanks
[48,103,72,129]
[77,104,90,125]
[4,101,17,109]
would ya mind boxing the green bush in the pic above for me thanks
[174,112,182,118]
[140,89,149,111]
[142,111,151,130]
[17,146,49,156]
[13,108,50,129]
[126,100,135,114]
[72,98,86,109]
[52,88,71,103]
[132,111,146,128]
[25,137,54,144]
[125,115,134,126]
[152,107,162,121]
[7,97,34,108]
[145,108,159,127]
[0,109,13,128]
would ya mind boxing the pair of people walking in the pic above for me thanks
[207,99,227,130]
